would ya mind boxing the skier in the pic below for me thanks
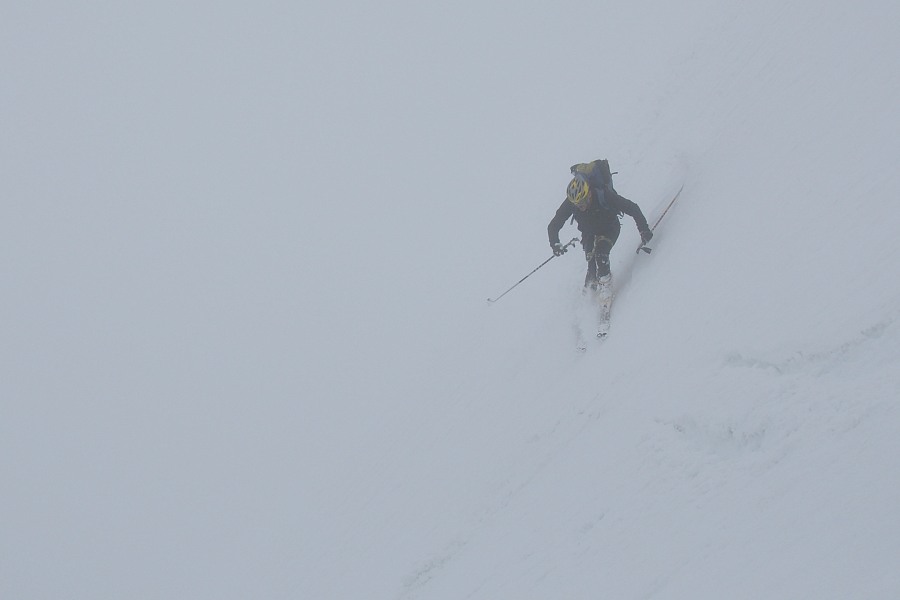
[548,162,653,289]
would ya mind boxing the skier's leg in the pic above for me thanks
[582,234,598,289]
[593,235,614,279]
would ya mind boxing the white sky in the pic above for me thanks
[3,1,900,598]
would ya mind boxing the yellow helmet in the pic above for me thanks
[566,176,591,210]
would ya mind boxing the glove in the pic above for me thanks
[640,229,653,245]
[552,242,567,256]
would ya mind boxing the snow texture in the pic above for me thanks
[2,1,900,599]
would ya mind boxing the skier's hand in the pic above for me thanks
[639,229,653,245]
[552,242,567,256]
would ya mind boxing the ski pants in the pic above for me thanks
[582,226,620,287]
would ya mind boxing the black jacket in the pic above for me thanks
[548,188,650,246]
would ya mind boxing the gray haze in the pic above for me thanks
[4,1,900,598]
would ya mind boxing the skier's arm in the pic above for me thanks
[609,192,650,233]
[547,199,574,246]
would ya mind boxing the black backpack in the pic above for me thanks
[570,159,620,215]
[570,159,616,193]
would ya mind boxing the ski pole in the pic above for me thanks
[487,237,580,303]
[637,183,685,254]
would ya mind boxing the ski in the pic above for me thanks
[574,275,613,348]
[594,275,613,340]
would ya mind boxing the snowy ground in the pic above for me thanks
[3,1,900,598]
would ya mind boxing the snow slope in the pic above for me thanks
[3,0,900,599]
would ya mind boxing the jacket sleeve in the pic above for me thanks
[547,199,574,246]
[608,192,650,233]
